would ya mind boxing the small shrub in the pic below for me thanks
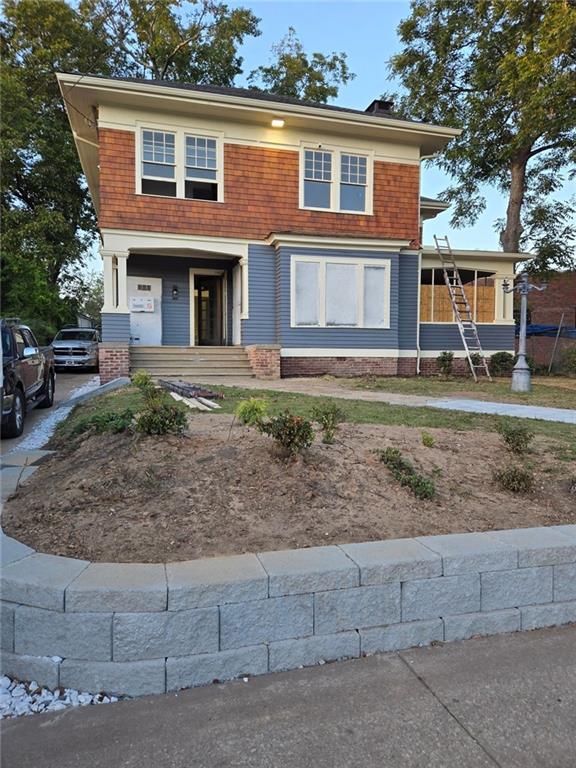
[494,464,534,493]
[559,347,576,376]
[131,369,154,394]
[236,398,268,426]
[379,447,435,500]
[489,352,515,376]
[71,408,134,436]
[258,411,315,455]
[497,419,534,454]
[136,399,188,436]
[436,351,454,376]
[312,401,346,444]
[469,352,483,368]
[421,431,435,448]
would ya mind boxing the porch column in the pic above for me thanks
[101,249,129,312]
[100,248,131,384]
[101,250,116,313]
[116,252,129,313]
[240,254,249,319]
[495,276,514,322]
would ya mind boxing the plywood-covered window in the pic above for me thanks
[420,268,496,323]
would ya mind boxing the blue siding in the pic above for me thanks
[277,246,401,349]
[398,253,419,350]
[127,254,235,346]
[101,313,130,343]
[419,323,515,351]
[241,244,277,344]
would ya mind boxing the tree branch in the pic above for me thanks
[529,141,567,158]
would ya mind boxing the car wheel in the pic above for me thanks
[38,372,55,409]
[2,388,25,438]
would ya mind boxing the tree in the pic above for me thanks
[387,0,576,270]
[248,26,354,103]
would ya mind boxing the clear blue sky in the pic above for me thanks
[229,0,510,250]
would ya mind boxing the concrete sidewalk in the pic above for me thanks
[201,376,576,424]
[3,626,575,768]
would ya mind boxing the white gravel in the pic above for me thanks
[0,675,122,719]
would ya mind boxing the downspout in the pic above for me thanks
[416,152,439,375]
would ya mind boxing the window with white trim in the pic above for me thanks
[138,126,223,201]
[291,255,390,328]
[300,145,372,214]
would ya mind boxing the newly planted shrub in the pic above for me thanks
[132,369,155,394]
[236,398,268,426]
[312,401,346,444]
[379,447,435,500]
[436,351,454,376]
[494,464,534,493]
[489,352,514,376]
[421,431,435,448]
[71,408,135,436]
[258,411,315,455]
[136,399,188,436]
[497,419,534,454]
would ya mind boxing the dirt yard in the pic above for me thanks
[4,415,575,563]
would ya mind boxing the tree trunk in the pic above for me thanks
[500,153,529,253]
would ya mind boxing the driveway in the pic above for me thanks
[2,626,574,768]
[0,372,97,456]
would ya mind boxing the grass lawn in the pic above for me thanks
[345,375,576,410]
[55,384,576,455]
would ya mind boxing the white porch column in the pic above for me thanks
[101,250,116,312]
[240,254,249,319]
[101,249,129,312]
[495,276,514,322]
[116,252,129,313]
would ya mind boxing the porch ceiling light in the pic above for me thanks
[172,285,179,300]
[271,118,285,128]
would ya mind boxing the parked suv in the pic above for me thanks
[52,327,99,370]
[1,319,56,438]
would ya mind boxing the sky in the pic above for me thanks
[228,0,509,250]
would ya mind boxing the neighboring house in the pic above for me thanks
[58,74,522,383]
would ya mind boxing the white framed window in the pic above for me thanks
[136,123,224,201]
[300,143,373,214]
[291,255,390,329]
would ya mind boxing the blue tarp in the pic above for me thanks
[520,324,576,338]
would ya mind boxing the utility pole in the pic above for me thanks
[502,273,547,392]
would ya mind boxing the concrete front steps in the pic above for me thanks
[129,346,255,379]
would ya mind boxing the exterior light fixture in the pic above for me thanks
[172,285,179,300]
[271,118,285,128]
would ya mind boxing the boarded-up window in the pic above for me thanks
[420,268,496,322]
[294,261,320,326]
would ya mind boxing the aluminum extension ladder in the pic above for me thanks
[433,235,492,382]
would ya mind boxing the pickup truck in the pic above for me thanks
[1,319,56,438]
[51,327,99,370]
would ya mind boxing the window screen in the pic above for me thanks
[294,261,320,325]
[326,263,357,326]
[340,154,367,212]
[304,149,332,209]
[141,130,176,196]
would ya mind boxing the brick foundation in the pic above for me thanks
[246,345,281,379]
[418,357,473,376]
[99,343,130,384]
[281,357,401,378]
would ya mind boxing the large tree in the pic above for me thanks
[387,0,576,271]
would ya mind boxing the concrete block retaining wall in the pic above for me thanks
[1,526,575,698]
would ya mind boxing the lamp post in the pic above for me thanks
[502,272,547,393]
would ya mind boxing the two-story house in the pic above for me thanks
[58,73,520,383]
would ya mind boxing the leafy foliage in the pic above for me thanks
[131,369,155,396]
[312,401,346,444]
[235,397,268,426]
[494,464,534,494]
[135,398,188,435]
[258,411,315,455]
[248,26,354,103]
[379,447,435,500]
[71,407,135,436]
[388,1,576,269]
[489,352,515,377]
[421,431,435,448]
[436,351,454,377]
[497,419,534,455]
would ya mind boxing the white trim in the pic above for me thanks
[101,228,249,257]
[267,233,409,251]
[279,348,514,359]
[189,268,228,347]
[298,141,374,215]
[290,254,391,330]
[135,121,224,202]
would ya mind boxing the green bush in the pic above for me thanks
[235,397,268,426]
[559,347,576,376]
[131,369,154,393]
[421,431,435,448]
[312,401,346,444]
[436,351,454,376]
[379,447,435,500]
[494,464,534,493]
[489,352,515,376]
[497,419,534,454]
[258,411,315,455]
[71,408,135,436]
[136,399,188,436]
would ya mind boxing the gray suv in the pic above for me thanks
[52,328,100,370]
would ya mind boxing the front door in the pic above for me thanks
[128,276,162,345]
[194,275,223,346]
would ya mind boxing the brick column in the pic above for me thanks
[245,345,281,379]
[99,343,130,384]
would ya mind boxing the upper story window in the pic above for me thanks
[138,125,223,201]
[300,144,373,215]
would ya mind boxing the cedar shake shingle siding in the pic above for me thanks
[98,129,420,243]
